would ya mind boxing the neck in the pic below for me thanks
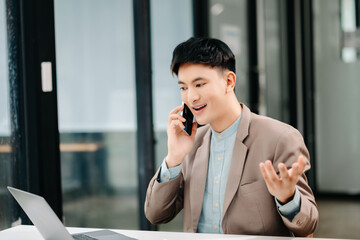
[210,95,242,133]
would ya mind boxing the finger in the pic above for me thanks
[265,160,280,183]
[175,119,185,129]
[169,119,185,132]
[278,163,290,181]
[290,162,299,179]
[170,105,184,114]
[169,114,186,122]
[259,163,275,188]
[168,114,186,127]
[297,155,306,174]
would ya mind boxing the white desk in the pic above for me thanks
[0,225,336,240]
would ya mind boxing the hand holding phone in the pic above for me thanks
[166,104,197,168]
[182,104,194,135]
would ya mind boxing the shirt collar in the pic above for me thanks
[211,115,242,140]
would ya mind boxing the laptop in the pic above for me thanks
[8,186,137,240]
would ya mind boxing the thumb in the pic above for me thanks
[190,122,198,138]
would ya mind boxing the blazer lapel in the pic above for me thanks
[190,128,211,231]
[222,103,251,220]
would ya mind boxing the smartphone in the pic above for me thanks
[182,104,194,135]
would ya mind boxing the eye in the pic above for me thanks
[196,83,206,87]
[180,86,187,91]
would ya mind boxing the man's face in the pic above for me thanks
[177,63,230,126]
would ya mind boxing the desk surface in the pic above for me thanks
[0,225,340,240]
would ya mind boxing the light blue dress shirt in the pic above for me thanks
[197,116,241,233]
[158,115,301,233]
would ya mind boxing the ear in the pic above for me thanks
[225,71,236,93]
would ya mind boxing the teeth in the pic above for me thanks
[194,104,206,110]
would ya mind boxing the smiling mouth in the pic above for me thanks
[193,104,207,111]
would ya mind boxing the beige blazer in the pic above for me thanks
[145,103,318,237]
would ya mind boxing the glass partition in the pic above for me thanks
[151,0,193,231]
[0,0,15,231]
[209,0,249,105]
[263,0,290,123]
[313,0,360,194]
[313,0,360,238]
[54,0,138,229]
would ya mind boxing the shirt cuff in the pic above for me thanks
[275,187,301,220]
[158,158,182,183]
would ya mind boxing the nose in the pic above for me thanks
[187,87,200,104]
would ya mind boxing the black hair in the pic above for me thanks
[171,37,236,75]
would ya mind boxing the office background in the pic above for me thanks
[0,0,359,238]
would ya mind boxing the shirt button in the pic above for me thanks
[215,203,219,207]
[218,157,222,161]
[296,220,303,226]
[164,175,169,179]
[214,226,218,230]
[218,135,222,139]
[215,180,219,184]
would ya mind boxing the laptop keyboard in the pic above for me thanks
[72,234,97,240]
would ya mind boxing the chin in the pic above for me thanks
[194,117,210,126]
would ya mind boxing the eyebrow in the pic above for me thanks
[178,77,204,85]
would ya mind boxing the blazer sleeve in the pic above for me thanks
[273,128,319,237]
[144,167,184,225]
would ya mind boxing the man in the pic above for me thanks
[144,37,318,236]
